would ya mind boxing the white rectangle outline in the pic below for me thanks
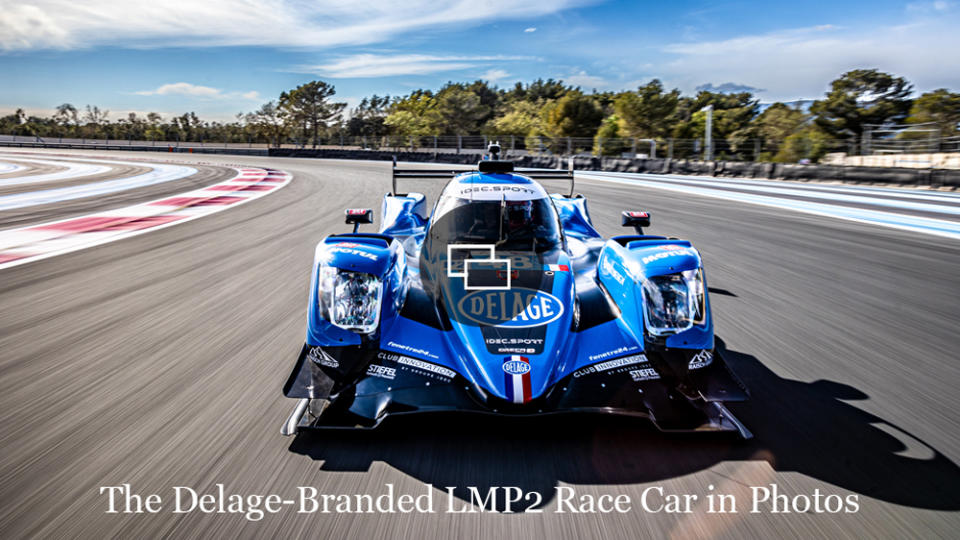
[447,244,495,278]
[463,258,511,290]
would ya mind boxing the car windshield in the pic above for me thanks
[432,196,562,252]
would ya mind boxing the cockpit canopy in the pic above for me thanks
[431,173,563,252]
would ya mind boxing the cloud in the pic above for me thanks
[0,0,590,51]
[695,82,766,94]
[479,69,510,82]
[302,54,531,78]
[907,1,953,12]
[658,20,960,100]
[524,27,538,33]
[564,70,609,89]
[133,82,261,101]
[135,82,221,97]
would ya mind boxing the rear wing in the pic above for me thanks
[391,156,576,197]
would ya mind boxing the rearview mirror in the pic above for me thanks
[345,208,373,232]
[621,210,651,233]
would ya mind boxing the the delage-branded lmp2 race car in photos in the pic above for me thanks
[282,144,751,438]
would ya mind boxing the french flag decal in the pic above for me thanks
[545,264,569,272]
[502,356,532,404]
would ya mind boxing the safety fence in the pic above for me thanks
[2,133,958,161]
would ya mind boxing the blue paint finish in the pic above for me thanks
[453,172,535,184]
[304,169,718,399]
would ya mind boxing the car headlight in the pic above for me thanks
[318,266,382,334]
[641,268,705,336]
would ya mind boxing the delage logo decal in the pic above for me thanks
[502,359,531,375]
[456,287,564,328]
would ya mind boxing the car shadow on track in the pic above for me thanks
[288,339,960,511]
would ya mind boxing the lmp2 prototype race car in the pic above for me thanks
[282,144,751,438]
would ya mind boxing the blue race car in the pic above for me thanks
[282,144,751,438]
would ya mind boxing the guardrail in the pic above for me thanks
[2,137,958,188]
[0,138,268,155]
[271,148,960,188]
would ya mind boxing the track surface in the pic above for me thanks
[1,150,958,539]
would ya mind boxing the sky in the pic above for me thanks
[3,0,959,122]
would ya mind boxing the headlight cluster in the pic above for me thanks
[641,268,705,336]
[318,266,383,334]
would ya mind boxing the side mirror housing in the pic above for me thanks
[345,208,373,232]
[621,210,651,233]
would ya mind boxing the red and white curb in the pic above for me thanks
[0,166,291,270]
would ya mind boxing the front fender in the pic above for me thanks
[597,236,713,351]
[306,234,407,346]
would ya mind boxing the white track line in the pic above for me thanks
[0,156,197,211]
[0,161,28,175]
[578,172,960,241]
[582,171,960,214]
[0,156,112,186]
[585,169,960,202]
[0,167,291,270]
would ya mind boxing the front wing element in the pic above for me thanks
[282,344,751,439]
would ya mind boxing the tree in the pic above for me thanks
[53,103,79,134]
[171,112,202,141]
[83,105,109,125]
[464,80,500,124]
[593,115,630,156]
[384,91,442,138]
[345,95,390,138]
[279,80,346,147]
[907,88,960,137]
[504,78,572,104]
[750,103,809,160]
[811,69,912,141]
[541,92,603,138]
[484,101,542,136]
[613,79,680,139]
[667,90,759,158]
[774,127,832,163]
[435,85,489,134]
[246,101,288,147]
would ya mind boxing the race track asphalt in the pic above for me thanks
[1,150,958,539]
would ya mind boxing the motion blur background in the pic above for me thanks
[2,0,959,538]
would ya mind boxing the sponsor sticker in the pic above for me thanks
[307,346,339,368]
[457,288,564,328]
[503,359,531,375]
[641,248,691,265]
[502,356,532,403]
[593,354,647,372]
[588,346,638,362]
[386,341,438,360]
[377,352,456,381]
[688,349,713,369]
[458,185,536,196]
[366,364,396,380]
[600,256,626,285]
[329,247,379,261]
[630,367,659,381]
[573,354,649,378]
[395,356,457,379]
